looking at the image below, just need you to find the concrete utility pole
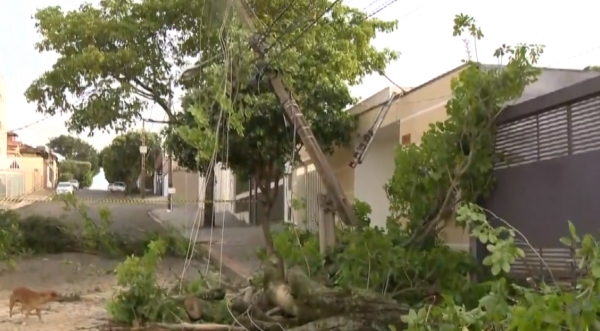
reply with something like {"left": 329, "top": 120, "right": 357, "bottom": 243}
{"left": 231, "top": 0, "right": 360, "bottom": 230}
{"left": 140, "top": 121, "right": 147, "bottom": 199}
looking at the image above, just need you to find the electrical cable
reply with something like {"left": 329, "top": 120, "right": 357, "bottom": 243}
{"left": 179, "top": 0, "right": 232, "bottom": 285}
{"left": 260, "top": 0, "right": 299, "bottom": 40}
{"left": 366, "top": 0, "right": 398, "bottom": 18}
{"left": 360, "top": 0, "right": 386, "bottom": 12}
{"left": 201, "top": 0, "right": 234, "bottom": 283}
{"left": 9, "top": 117, "right": 52, "bottom": 131}
{"left": 381, "top": 73, "right": 407, "bottom": 94}
{"left": 270, "top": 0, "right": 344, "bottom": 58}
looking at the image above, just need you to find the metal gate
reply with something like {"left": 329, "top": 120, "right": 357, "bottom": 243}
{"left": 284, "top": 164, "right": 325, "bottom": 233}
{"left": 481, "top": 76, "right": 600, "bottom": 278}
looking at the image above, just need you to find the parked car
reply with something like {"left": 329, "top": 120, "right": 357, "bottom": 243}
{"left": 56, "top": 182, "right": 75, "bottom": 195}
{"left": 69, "top": 179, "right": 80, "bottom": 190}
{"left": 109, "top": 182, "right": 127, "bottom": 192}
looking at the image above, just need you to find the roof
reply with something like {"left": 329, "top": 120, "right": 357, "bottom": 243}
{"left": 352, "top": 63, "right": 600, "bottom": 117}
{"left": 54, "top": 152, "right": 65, "bottom": 162}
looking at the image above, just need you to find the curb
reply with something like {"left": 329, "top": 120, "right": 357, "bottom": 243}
{"left": 147, "top": 211, "right": 249, "bottom": 283}
{"left": 0, "top": 200, "right": 38, "bottom": 210}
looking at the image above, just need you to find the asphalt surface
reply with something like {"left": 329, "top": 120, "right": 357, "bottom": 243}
{"left": 14, "top": 189, "right": 167, "bottom": 238}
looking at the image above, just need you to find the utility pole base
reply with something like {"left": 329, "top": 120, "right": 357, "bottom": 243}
{"left": 167, "top": 187, "right": 175, "bottom": 212}
{"left": 318, "top": 194, "right": 336, "bottom": 255}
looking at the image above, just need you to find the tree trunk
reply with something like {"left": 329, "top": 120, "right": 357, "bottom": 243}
{"left": 231, "top": 266, "right": 408, "bottom": 331}
{"left": 202, "top": 170, "right": 216, "bottom": 228}
{"left": 261, "top": 199, "right": 275, "bottom": 254}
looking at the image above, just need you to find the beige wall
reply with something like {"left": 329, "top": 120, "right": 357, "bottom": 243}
{"left": 172, "top": 170, "right": 200, "bottom": 202}
{"left": 172, "top": 165, "right": 235, "bottom": 213}
{"left": 14, "top": 154, "right": 44, "bottom": 194}
{"left": 294, "top": 67, "right": 471, "bottom": 249}
{"left": 0, "top": 74, "right": 6, "bottom": 170}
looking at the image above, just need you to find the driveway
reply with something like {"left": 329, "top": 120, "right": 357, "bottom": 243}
{"left": 14, "top": 189, "right": 166, "bottom": 239}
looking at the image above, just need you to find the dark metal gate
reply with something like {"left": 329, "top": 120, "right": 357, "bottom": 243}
{"left": 481, "top": 75, "right": 600, "bottom": 278}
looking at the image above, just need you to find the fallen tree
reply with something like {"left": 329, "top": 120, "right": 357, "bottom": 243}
{"left": 137, "top": 255, "right": 409, "bottom": 331}
{"left": 230, "top": 265, "right": 408, "bottom": 331}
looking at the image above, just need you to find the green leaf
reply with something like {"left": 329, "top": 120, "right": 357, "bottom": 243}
{"left": 482, "top": 255, "right": 493, "bottom": 266}
{"left": 501, "top": 261, "right": 511, "bottom": 273}
{"left": 479, "top": 232, "right": 488, "bottom": 243}
{"left": 568, "top": 221, "right": 580, "bottom": 242}
{"left": 491, "top": 264, "right": 501, "bottom": 276}
{"left": 559, "top": 236, "right": 572, "bottom": 247}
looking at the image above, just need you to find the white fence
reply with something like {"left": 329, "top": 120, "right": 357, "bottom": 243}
{"left": 0, "top": 170, "right": 27, "bottom": 198}
{"left": 287, "top": 164, "right": 325, "bottom": 233}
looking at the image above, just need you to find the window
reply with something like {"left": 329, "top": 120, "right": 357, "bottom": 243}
{"left": 401, "top": 134, "right": 411, "bottom": 145}
{"left": 9, "top": 159, "right": 19, "bottom": 169}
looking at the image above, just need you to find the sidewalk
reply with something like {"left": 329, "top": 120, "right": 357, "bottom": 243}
{"left": 0, "top": 189, "right": 54, "bottom": 210}
{"left": 148, "top": 207, "right": 264, "bottom": 279}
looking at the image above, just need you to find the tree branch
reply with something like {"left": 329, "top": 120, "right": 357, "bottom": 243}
{"left": 131, "top": 77, "right": 175, "bottom": 119}
{"left": 143, "top": 117, "right": 181, "bottom": 125}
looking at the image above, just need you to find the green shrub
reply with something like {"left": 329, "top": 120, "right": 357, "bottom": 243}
{"left": 58, "top": 172, "right": 74, "bottom": 181}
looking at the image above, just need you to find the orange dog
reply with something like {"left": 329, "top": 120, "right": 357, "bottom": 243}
{"left": 9, "top": 287, "right": 60, "bottom": 322}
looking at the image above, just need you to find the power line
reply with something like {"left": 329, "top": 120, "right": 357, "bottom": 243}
{"left": 361, "top": 0, "right": 386, "bottom": 12}
{"left": 8, "top": 117, "right": 51, "bottom": 132}
{"left": 381, "top": 73, "right": 407, "bottom": 94}
{"left": 270, "top": 0, "right": 344, "bottom": 58}
{"left": 366, "top": 0, "right": 399, "bottom": 18}
{"left": 261, "top": 0, "right": 299, "bottom": 39}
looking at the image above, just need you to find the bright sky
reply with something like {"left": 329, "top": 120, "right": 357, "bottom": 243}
{"left": 0, "top": 0, "right": 598, "bottom": 150}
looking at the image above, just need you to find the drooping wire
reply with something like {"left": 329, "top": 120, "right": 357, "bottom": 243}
{"left": 260, "top": 0, "right": 299, "bottom": 40}
{"left": 269, "top": 0, "right": 344, "bottom": 57}
{"left": 180, "top": 0, "right": 234, "bottom": 286}
{"left": 180, "top": 0, "right": 211, "bottom": 284}
{"left": 201, "top": 0, "right": 235, "bottom": 282}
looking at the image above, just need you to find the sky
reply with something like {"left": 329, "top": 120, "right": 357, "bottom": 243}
{"left": 0, "top": 0, "right": 598, "bottom": 150}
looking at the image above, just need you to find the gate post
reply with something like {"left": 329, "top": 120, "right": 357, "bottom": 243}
{"left": 318, "top": 193, "right": 336, "bottom": 255}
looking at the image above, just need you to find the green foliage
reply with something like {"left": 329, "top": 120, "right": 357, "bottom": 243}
{"left": 0, "top": 193, "right": 190, "bottom": 270}
{"left": 175, "top": 0, "right": 397, "bottom": 252}
{"left": 25, "top": 0, "right": 215, "bottom": 132}
{"left": 402, "top": 203, "right": 600, "bottom": 331}
{"left": 102, "top": 131, "right": 161, "bottom": 190}
{"left": 584, "top": 65, "right": 600, "bottom": 71}
{"left": 59, "top": 160, "right": 93, "bottom": 187}
{"left": 271, "top": 224, "right": 322, "bottom": 276}
{"left": 385, "top": 14, "right": 544, "bottom": 247}
{"left": 353, "top": 199, "right": 372, "bottom": 227}
{"left": 58, "top": 172, "right": 74, "bottom": 182}
{"left": 107, "top": 237, "right": 231, "bottom": 326}
{"left": 0, "top": 210, "right": 24, "bottom": 269}
{"left": 273, "top": 200, "right": 484, "bottom": 307}
{"left": 49, "top": 135, "right": 100, "bottom": 174}
{"left": 108, "top": 239, "right": 176, "bottom": 324}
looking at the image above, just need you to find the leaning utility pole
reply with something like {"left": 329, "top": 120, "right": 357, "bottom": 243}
{"left": 232, "top": 0, "right": 360, "bottom": 230}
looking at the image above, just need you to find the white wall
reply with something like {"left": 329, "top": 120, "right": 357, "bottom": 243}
{"left": 162, "top": 174, "right": 169, "bottom": 197}
{"left": 192, "top": 163, "right": 236, "bottom": 212}
{"left": 0, "top": 73, "right": 7, "bottom": 169}
{"left": 353, "top": 136, "right": 396, "bottom": 228}
{"left": 213, "top": 163, "right": 235, "bottom": 212}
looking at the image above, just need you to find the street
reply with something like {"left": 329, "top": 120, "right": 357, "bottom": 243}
{"left": 14, "top": 189, "right": 167, "bottom": 238}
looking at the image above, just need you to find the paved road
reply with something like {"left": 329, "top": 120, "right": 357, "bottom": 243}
{"left": 15, "top": 189, "right": 167, "bottom": 239}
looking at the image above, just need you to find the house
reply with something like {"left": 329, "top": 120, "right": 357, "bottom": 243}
{"left": 153, "top": 152, "right": 235, "bottom": 212}
{"left": 279, "top": 64, "right": 600, "bottom": 248}
{"left": 2, "top": 132, "right": 58, "bottom": 195}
